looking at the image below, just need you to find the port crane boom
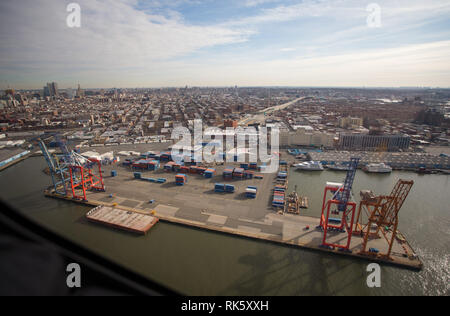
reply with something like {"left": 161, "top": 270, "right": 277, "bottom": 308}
{"left": 356, "top": 179, "right": 414, "bottom": 259}
{"left": 319, "top": 157, "right": 360, "bottom": 251}
{"left": 35, "top": 134, "right": 105, "bottom": 201}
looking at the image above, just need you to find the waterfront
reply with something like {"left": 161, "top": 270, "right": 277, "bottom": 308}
{"left": 0, "top": 156, "right": 448, "bottom": 296}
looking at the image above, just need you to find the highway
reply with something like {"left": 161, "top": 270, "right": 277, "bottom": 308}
{"left": 238, "top": 97, "right": 304, "bottom": 126}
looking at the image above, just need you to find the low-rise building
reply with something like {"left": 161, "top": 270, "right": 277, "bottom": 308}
{"left": 339, "top": 117, "right": 363, "bottom": 129}
{"left": 280, "top": 128, "right": 335, "bottom": 148}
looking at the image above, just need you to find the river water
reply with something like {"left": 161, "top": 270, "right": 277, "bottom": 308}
{"left": 0, "top": 156, "right": 448, "bottom": 296}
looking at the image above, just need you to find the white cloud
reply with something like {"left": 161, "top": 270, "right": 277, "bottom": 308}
{"left": 0, "top": 0, "right": 251, "bottom": 81}
{"left": 244, "top": 0, "right": 281, "bottom": 8}
{"left": 226, "top": 0, "right": 450, "bottom": 26}
{"left": 1, "top": 0, "right": 450, "bottom": 88}
{"left": 280, "top": 48, "right": 296, "bottom": 52}
{"left": 151, "top": 40, "right": 450, "bottom": 87}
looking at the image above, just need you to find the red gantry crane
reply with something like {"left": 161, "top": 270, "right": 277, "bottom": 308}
{"left": 37, "top": 134, "right": 105, "bottom": 202}
{"left": 354, "top": 179, "right": 414, "bottom": 259}
{"left": 318, "top": 158, "right": 360, "bottom": 251}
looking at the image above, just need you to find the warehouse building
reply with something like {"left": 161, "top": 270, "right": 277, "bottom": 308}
{"left": 339, "top": 134, "right": 411, "bottom": 151}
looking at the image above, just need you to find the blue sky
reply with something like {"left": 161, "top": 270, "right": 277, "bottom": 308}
{"left": 1, "top": 0, "right": 450, "bottom": 89}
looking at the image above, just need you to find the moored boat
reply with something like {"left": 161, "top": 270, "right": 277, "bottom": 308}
{"left": 327, "top": 163, "right": 351, "bottom": 171}
{"left": 294, "top": 161, "right": 324, "bottom": 171}
{"left": 363, "top": 163, "right": 392, "bottom": 174}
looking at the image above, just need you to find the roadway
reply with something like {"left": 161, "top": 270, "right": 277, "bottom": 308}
{"left": 238, "top": 97, "right": 305, "bottom": 126}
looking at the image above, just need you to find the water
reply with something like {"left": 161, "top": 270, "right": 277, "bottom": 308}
{"left": 0, "top": 157, "right": 448, "bottom": 296}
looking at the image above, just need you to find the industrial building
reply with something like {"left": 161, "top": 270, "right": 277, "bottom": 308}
{"left": 339, "top": 134, "right": 411, "bottom": 151}
{"left": 339, "top": 117, "right": 363, "bottom": 129}
{"left": 280, "top": 128, "right": 335, "bottom": 148}
{"left": 308, "top": 151, "right": 450, "bottom": 170}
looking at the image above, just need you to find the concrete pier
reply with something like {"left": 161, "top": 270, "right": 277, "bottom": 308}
{"left": 45, "top": 162, "right": 423, "bottom": 271}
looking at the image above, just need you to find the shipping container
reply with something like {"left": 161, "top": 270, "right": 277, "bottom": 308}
{"left": 244, "top": 170, "right": 254, "bottom": 179}
{"left": 175, "top": 174, "right": 187, "bottom": 186}
{"left": 233, "top": 168, "right": 245, "bottom": 179}
{"left": 246, "top": 186, "right": 258, "bottom": 198}
{"left": 225, "top": 184, "right": 235, "bottom": 193}
{"left": 240, "top": 164, "right": 249, "bottom": 170}
{"left": 204, "top": 168, "right": 216, "bottom": 179}
{"left": 223, "top": 168, "right": 234, "bottom": 180}
{"left": 215, "top": 183, "right": 225, "bottom": 192}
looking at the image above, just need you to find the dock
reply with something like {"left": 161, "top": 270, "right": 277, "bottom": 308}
{"left": 86, "top": 205, "right": 159, "bottom": 234}
{"left": 44, "top": 160, "right": 423, "bottom": 271}
{"left": 0, "top": 150, "right": 32, "bottom": 172}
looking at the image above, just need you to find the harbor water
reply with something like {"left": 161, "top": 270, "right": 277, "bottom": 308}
{"left": 0, "top": 156, "right": 448, "bottom": 296}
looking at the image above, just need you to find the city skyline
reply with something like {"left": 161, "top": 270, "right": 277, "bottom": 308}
{"left": 1, "top": 0, "right": 450, "bottom": 89}
{"left": 4, "top": 85, "right": 450, "bottom": 93}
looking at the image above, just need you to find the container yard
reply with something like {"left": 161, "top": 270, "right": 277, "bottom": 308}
{"left": 38, "top": 138, "right": 423, "bottom": 271}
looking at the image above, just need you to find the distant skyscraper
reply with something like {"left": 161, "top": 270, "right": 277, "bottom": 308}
{"left": 52, "top": 82, "right": 58, "bottom": 96}
{"left": 66, "top": 88, "right": 74, "bottom": 99}
{"left": 76, "top": 84, "right": 84, "bottom": 98}
{"left": 43, "top": 86, "right": 50, "bottom": 97}
{"left": 44, "top": 82, "right": 59, "bottom": 97}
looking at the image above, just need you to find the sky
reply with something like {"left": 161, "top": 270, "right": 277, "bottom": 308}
{"left": 0, "top": 0, "right": 450, "bottom": 89}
